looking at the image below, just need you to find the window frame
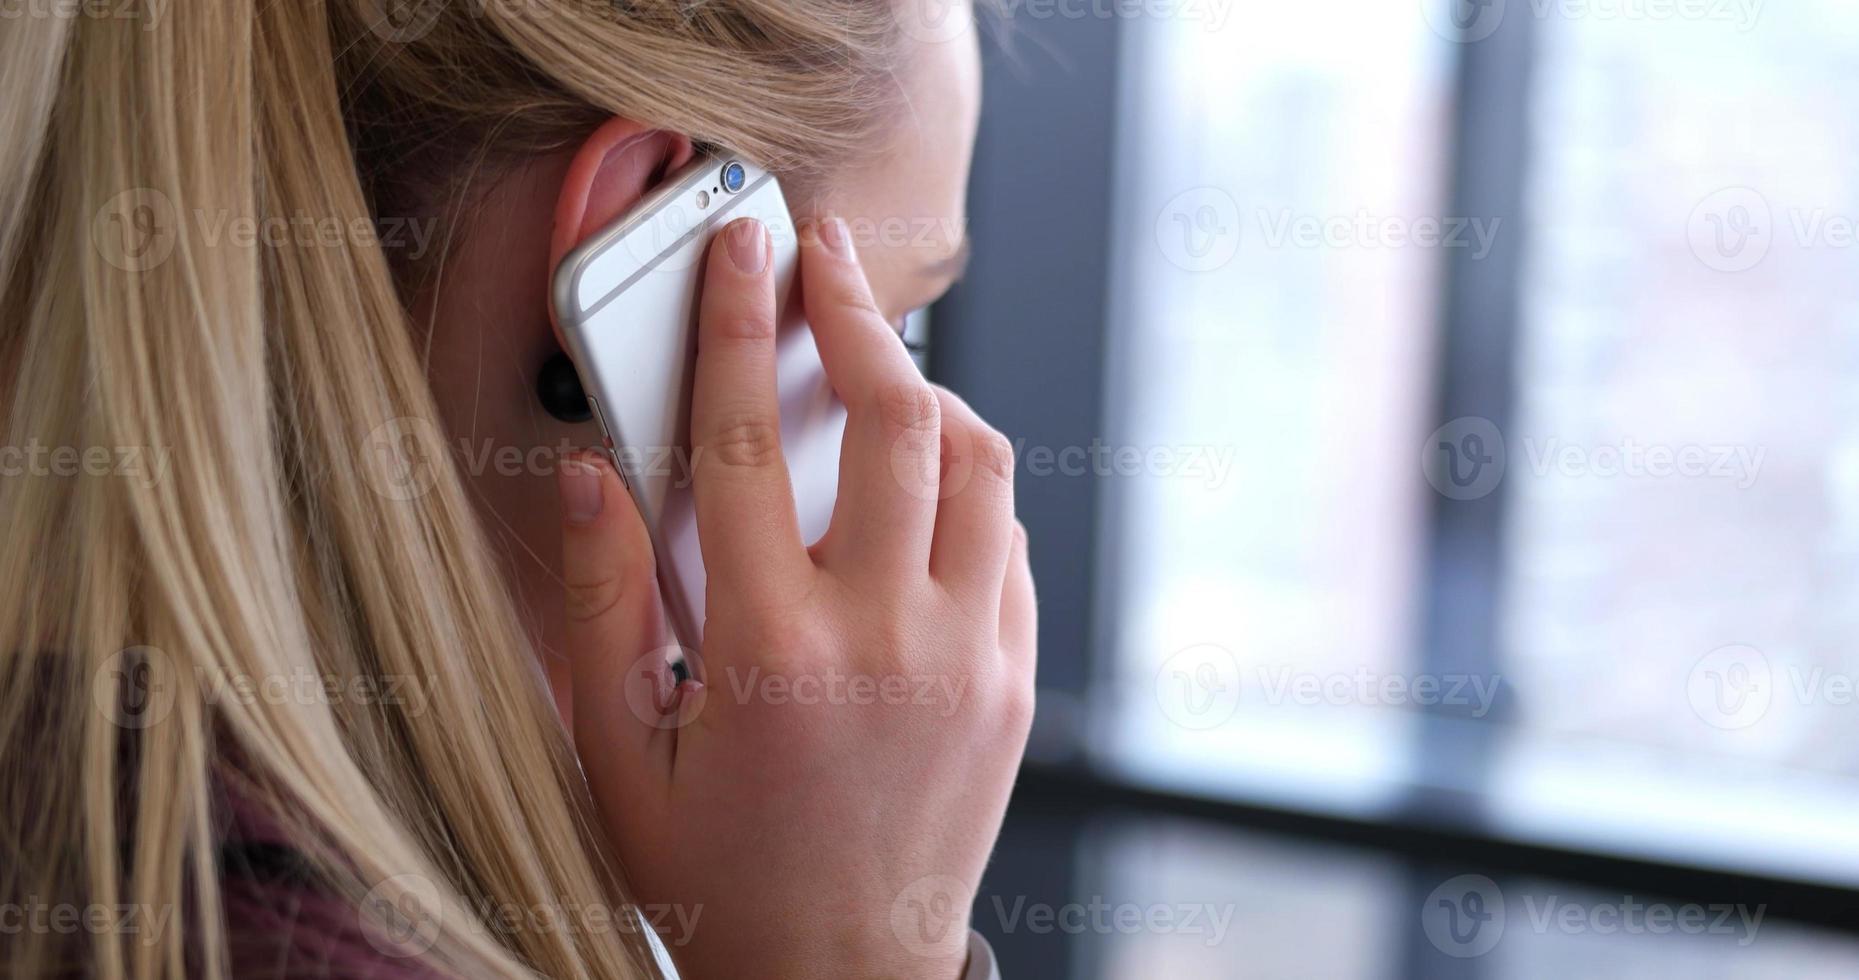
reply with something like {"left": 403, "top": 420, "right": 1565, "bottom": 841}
{"left": 929, "top": 8, "right": 1859, "bottom": 976}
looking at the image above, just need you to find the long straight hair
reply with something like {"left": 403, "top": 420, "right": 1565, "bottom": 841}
{"left": 0, "top": 0, "right": 905, "bottom": 976}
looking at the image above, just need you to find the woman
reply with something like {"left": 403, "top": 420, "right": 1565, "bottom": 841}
{"left": 0, "top": 0, "right": 1034, "bottom": 975}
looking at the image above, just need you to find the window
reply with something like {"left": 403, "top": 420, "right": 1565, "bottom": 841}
{"left": 1092, "top": 0, "right": 1859, "bottom": 885}
{"left": 1492, "top": 0, "right": 1859, "bottom": 884}
{"left": 936, "top": 1, "right": 1859, "bottom": 973}
{"left": 1096, "top": 1, "right": 1454, "bottom": 813}
{"left": 1096, "top": 0, "right": 1455, "bottom": 816}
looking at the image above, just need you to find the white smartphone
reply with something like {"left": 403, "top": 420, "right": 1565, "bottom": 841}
{"left": 551, "top": 153, "right": 846, "bottom": 650}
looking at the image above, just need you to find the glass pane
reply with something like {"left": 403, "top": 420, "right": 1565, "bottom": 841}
{"left": 1482, "top": 878, "right": 1859, "bottom": 980}
{"left": 1494, "top": 0, "right": 1859, "bottom": 881}
{"left": 1088, "top": 819, "right": 1405, "bottom": 979}
{"left": 1083, "top": 819, "right": 1859, "bottom": 979}
{"left": 1095, "top": 0, "right": 1456, "bottom": 813}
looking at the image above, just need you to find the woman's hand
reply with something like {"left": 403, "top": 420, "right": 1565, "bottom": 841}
{"left": 557, "top": 217, "right": 1036, "bottom": 980}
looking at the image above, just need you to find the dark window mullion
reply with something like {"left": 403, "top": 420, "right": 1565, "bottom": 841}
{"left": 929, "top": 15, "right": 1126, "bottom": 751}
{"left": 1409, "top": 0, "right": 1540, "bottom": 827}
{"left": 1403, "top": 10, "right": 1541, "bottom": 980}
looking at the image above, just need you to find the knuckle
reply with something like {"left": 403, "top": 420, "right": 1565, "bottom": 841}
{"left": 827, "top": 281, "right": 886, "bottom": 320}
{"left": 995, "top": 666, "right": 1037, "bottom": 739}
{"left": 713, "top": 310, "right": 775, "bottom": 342}
{"left": 562, "top": 573, "right": 626, "bottom": 624}
{"left": 874, "top": 382, "right": 941, "bottom": 443}
{"left": 970, "top": 428, "right": 1016, "bottom": 484}
{"left": 876, "top": 620, "right": 926, "bottom": 671}
{"left": 704, "top": 414, "right": 782, "bottom": 470}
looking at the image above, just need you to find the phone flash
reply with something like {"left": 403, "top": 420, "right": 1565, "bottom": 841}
{"left": 695, "top": 190, "right": 711, "bottom": 209}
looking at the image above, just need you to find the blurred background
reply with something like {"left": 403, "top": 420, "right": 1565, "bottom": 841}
{"left": 924, "top": 0, "right": 1859, "bottom": 975}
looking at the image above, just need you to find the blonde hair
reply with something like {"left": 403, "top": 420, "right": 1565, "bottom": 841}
{"left": 0, "top": 1, "right": 906, "bottom": 977}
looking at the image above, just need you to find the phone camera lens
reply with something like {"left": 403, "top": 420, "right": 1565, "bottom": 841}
{"left": 721, "top": 161, "right": 747, "bottom": 194}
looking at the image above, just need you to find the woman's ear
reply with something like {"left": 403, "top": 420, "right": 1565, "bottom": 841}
{"left": 548, "top": 119, "right": 695, "bottom": 339}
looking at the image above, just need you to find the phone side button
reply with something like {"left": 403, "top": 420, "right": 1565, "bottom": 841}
{"left": 584, "top": 396, "right": 629, "bottom": 489}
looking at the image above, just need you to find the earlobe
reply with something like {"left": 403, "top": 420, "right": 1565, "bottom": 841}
{"left": 547, "top": 119, "right": 695, "bottom": 338}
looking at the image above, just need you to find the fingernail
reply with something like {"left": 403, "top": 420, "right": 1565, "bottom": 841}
{"left": 560, "top": 455, "right": 604, "bottom": 525}
{"left": 726, "top": 220, "right": 768, "bottom": 274}
{"left": 821, "top": 216, "right": 853, "bottom": 258}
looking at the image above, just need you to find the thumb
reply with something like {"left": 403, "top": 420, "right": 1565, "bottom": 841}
{"left": 557, "top": 451, "right": 683, "bottom": 782}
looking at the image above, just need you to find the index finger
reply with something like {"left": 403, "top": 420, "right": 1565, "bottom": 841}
{"left": 690, "top": 218, "right": 812, "bottom": 605}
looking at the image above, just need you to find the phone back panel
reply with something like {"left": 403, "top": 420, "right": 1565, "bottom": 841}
{"left": 553, "top": 157, "right": 845, "bottom": 648}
